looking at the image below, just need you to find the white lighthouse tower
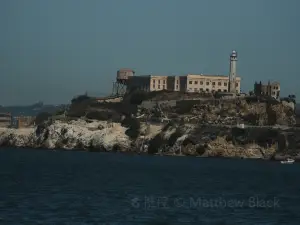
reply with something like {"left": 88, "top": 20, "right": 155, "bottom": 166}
{"left": 229, "top": 50, "right": 238, "bottom": 94}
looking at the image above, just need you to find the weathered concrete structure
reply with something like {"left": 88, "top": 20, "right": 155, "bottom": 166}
{"left": 254, "top": 81, "right": 280, "bottom": 99}
{"left": 0, "top": 113, "right": 12, "bottom": 127}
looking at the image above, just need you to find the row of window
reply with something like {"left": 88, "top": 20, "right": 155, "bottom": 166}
{"left": 152, "top": 80, "right": 166, "bottom": 84}
{"left": 191, "top": 88, "right": 240, "bottom": 93}
{"left": 188, "top": 80, "right": 240, "bottom": 87}
{"left": 188, "top": 80, "right": 228, "bottom": 86}
{"left": 152, "top": 79, "right": 180, "bottom": 84}
{"left": 152, "top": 84, "right": 180, "bottom": 89}
{"left": 192, "top": 88, "right": 228, "bottom": 92}
{"left": 152, "top": 84, "right": 166, "bottom": 89}
{"left": 262, "top": 91, "right": 278, "bottom": 96}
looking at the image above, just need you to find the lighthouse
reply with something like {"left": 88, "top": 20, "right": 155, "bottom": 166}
{"left": 229, "top": 50, "right": 237, "bottom": 93}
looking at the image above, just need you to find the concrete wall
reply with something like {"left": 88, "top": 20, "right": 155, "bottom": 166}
{"left": 14, "top": 116, "right": 35, "bottom": 128}
{"left": 179, "top": 76, "right": 187, "bottom": 92}
{"left": 166, "top": 76, "right": 175, "bottom": 92}
{"left": 139, "top": 100, "right": 177, "bottom": 109}
{"left": 0, "top": 113, "right": 12, "bottom": 127}
{"left": 127, "top": 76, "right": 151, "bottom": 92}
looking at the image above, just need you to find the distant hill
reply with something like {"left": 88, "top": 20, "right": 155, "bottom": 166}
{"left": 0, "top": 102, "right": 67, "bottom": 117}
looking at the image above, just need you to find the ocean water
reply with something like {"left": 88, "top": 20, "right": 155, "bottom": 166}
{"left": 0, "top": 148, "right": 299, "bottom": 224}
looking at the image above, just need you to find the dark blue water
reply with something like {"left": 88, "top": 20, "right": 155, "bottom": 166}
{"left": 0, "top": 148, "right": 300, "bottom": 224}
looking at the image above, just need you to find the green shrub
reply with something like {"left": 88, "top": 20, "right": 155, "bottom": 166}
{"left": 122, "top": 117, "right": 141, "bottom": 139}
{"left": 168, "top": 129, "right": 182, "bottom": 146}
{"left": 148, "top": 134, "right": 165, "bottom": 154}
{"left": 71, "top": 95, "right": 91, "bottom": 104}
{"left": 129, "top": 91, "right": 147, "bottom": 105}
{"left": 35, "top": 112, "right": 51, "bottom": 125}
{"left": 86, "top": 111, "right": 111, "bottom": 121}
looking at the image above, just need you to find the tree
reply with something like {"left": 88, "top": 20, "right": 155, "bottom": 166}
{"left": 71, "top": 95, "right": 91, "bottom": 104}
{"left": 35, "top": 112, "right": 51, "bottom": 125}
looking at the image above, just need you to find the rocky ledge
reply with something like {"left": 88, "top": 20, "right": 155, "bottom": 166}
{"left": 1, "top": 119, "right": 299, "bottom": 160}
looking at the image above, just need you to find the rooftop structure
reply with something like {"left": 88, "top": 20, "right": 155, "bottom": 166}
{"left": 112, "top": 69, "right": 135, "bottom": 96}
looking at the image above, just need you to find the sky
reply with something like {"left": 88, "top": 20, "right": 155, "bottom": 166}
{"left": 0, "top": 0, "right": 299, "bottom": 106}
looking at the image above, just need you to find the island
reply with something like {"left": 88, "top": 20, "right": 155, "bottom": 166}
{"left": 0, "top": 90, "right": 299, "bottom": 161}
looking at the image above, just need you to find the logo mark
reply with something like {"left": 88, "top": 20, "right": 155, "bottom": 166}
{"left": 131, "top": 197, "right": 140, "bottom": 208}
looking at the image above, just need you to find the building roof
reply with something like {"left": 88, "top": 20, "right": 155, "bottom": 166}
{"left": 193, "top": 74, "right": 228, "bottom": 77}
{"left": 135, "top": 74, "right": 241, "bottom": 79}
{"left": 256, "top": 81, "right": 280, "bottom": 86}
{"left": 187, "top": 74, "right": 241, "bottom": 80}
{"left": 118, "top": 68, "right": 134, "bottom": 72}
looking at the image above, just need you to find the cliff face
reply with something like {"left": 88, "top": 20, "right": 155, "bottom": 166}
{"left": 0, "top": 120, "right": 130, "bottom": 151}
{"left": 136, "top": 123, "right": 276, "bottom": 158}
{"left": 1, "top": 119, "right": 299, "bottom": 160}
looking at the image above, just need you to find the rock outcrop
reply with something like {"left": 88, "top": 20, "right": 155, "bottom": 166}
{"left": 0, "top": 120, "right": 130, "bottom": 151}
{"left": 137, "top": 99, "right": 296, "bottom": 126}
{"left": 1, "top": 119, "right": 299, "bottom": 160}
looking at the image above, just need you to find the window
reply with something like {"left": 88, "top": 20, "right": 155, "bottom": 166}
{"left": 200, "top": 81, "right": 203, "bottom": 85}
{"left": 212, "top": 82, "right": 215, "bottom": 85}
{"left": 224, "top": 89, "right": 227, "bottom": 92}
{"left": 200, "top": 88, "right": 203, "bottom": 91}
{"left": 206, "top": 88, "right": 209, "bottom": 92}
{"left": 218, "top": 82, "right": 221, "bottom": 86}
{"left": 272, "top": 92, "right": 275, "bottom": 95}
{"left": 176, "top": 80, "right": 179, "bottom": 84}
{"left": 194, "top": 81, "right": 198, "bottom": 84}
{"left": 218, "top": 89, "right": 221, "bottom": 92}
{"left": 176, "top": 85, "right": 179, "bottom": 89}
{"left": 158, "top": 80, "right": 161, "bottom": 84}
{"left": 163, "top": 85, "right": 165, "bottom": 89}
{"left": 163, "top": 80, "right": 166, "bottom": 84}
{"left": 189, "top": 81, "right": 192, "bottom": 84}
{"left": 158, "top": 85, "right": 160, "bottom": 89}
{"left": 153, "top": 80, "right": 155, "bottom": 83}
{"left": 224, "top": 82, "right": 227, "bottom": 86}
{"left": 235, "top": 83, "right": 238, "bottom": 87}
{"left": 153, "top": 84, "right": 155, "bottom": 89}
{"left": 206, "top": 82, "right": 209, "bottom": 85}
{"left": 194, "top": 88, "right": 198, "bottom": 91}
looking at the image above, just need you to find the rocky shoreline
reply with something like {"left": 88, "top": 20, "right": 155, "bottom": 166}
{"left": 1, "top": 118, "right": 299, "bottom": 161}
{"left": 1, "top": 92, "right": 299, "bottom": 160}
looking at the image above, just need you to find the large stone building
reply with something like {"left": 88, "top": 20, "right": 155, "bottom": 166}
{"left": 254, "top": 81, "right": 280, "bottom": 99}
{"left": 185, "top": 74, "right": 241, "bottom": 93}
{"left": 127, "top": 73, "right": 241, "bottom": 94}
{"left": 126, "top": 50, "right": 241, "bottom": 94}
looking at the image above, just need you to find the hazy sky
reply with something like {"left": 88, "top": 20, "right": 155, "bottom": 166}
{"left": 0, "top": 0, "right": 299, "bottom": 105}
